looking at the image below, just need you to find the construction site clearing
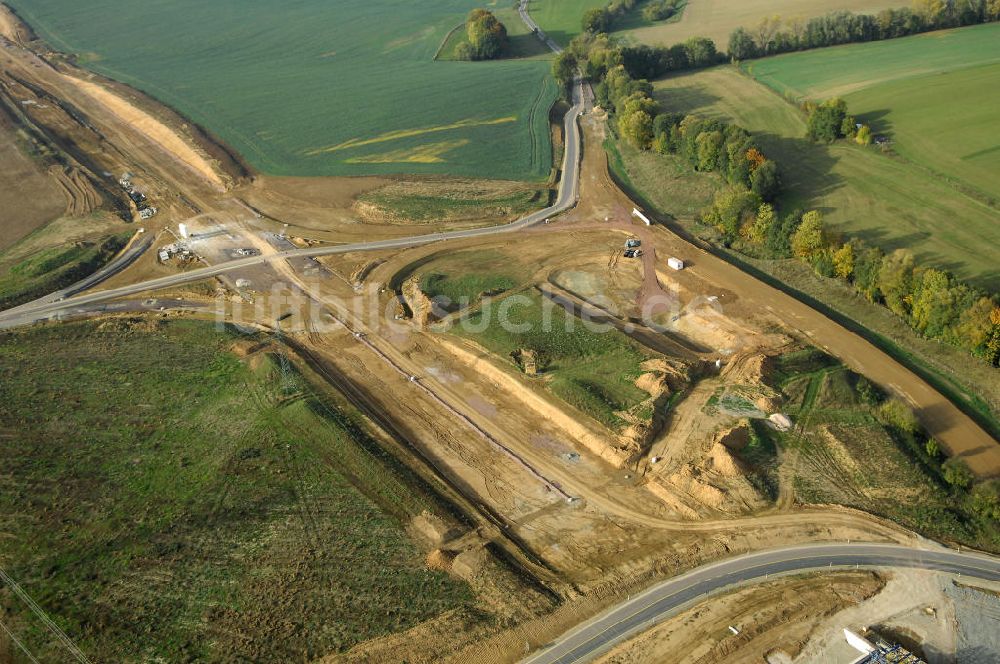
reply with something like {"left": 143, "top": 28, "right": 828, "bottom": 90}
{"left": 0, "top": 4, "right": 998, "bottom": 663}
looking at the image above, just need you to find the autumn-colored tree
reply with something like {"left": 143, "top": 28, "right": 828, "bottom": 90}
{"left": 753, "top": 15, "right": 782, "bottom": 52}
{"left": 618, "top": 92, "right": 657, "bottom": 149}
{"left": 742, "top": 202, "right": 775, "bottom": 245}
{"left": 745, "top": 147, "right": 766, "bottom": 170}
{"left": 652, "top": 130, "right": 670, "bottom": 154}
{"left": 791, "top": 210, "right": 826, "bottom": 259}
{"left": 702, "top": 186, "right": 760, "bottom": 240}
{"left": 832, "top": 242, "right": 855, "bottom": 280}
{"left": 914, "top": 0, "right": 949, "bottom": 23}
{"left": 910, "top": 268, "right": 957, "bottom": 338}
{"left": 987, "top": 326, "right": 1000, "bottom": 366}
{"left": 855, "top": 125, "right": 872, "bottom": 145}
{"left": 695, "top": 130, "right": 724, "bottom": 170}
{"left": 878, "top": 249, "right": 915, "bottom": 318}
{"left": 954, "top": 297, "right": 996, "bottom": 355}
{"left": 464, "top": 9, "right": 507, "bottom": 60}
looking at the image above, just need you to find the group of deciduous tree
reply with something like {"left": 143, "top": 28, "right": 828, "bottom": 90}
{"left": 576, "top": 0, "right": 1000, "bottom": 65}
{"left": 652, "top": 114, "right": 781, "bottom": 202}
{"left": 804, "top": 98, "right": 873, "bottom": 144}
{"left": 729, "top": 0, "right": 1000, "bottom": 59}
{"left": 555, "top": 13, "right": 1000, "bottom": 368}
{"left": 582, "top": 0, "right": 638, "bottom": 34}
{"left": 641, "top": 0, "right": 684, "bottom": 22}
{"left": 551, "top": 32, "right": 720, "bottom": 97}
{"left": 456, "top": 8, "right": 507, "bottom": 61}
{"left": 790, "top": 220, "right": 1000, "bottom": 365}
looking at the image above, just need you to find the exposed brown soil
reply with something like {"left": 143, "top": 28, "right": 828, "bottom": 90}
{"left": 0, "top": 3, "right": 33, "bottom": 45}
{"left": 61, "top": 75, "right": 225, "bottom": 190}
{"left": 0, "top": 118, "right": 64, "bottom": 251}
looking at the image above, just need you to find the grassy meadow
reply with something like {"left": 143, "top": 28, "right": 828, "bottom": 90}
{"left": 527, "top": 0, "right": 607, "bottom": 45}
{"left": 0, "top": 320, "right": 471, "bottom": 661}
{"left": 744, "top": 23, "right": 1000, "bottom": 202}
{"left": 649, "top": 65, "right": 1000, "bottom": 291}
{"left": 7, "top": 0, "right": 557, "bottom": 179}
{"left": 766, "top": 348, "right": 1000, "bottom": 553}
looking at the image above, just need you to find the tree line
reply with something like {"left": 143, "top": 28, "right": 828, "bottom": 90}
{"left": 552, "top": 32, "right": 721, "bottom": 97}
{"left": 700, "top": 101, "right": 999, "bottom": 366}
{"left": 576, "top": 1, "right": 1000, "bottom": 68}
{"left": 553, "top": 32, "right": 1000, "bottom": 366}
{"left": 456, "top": 8, "right": 507, "bottom": 61}
{"left": 729, "top": 0, "right": 1000, "bottom": 60}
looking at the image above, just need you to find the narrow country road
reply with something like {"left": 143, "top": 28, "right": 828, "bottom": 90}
{"left": 522, "top": 542, "right": 1000, "bottom": 664}
{"left": 518, "top": 0, "right": 563, "bottom": 53}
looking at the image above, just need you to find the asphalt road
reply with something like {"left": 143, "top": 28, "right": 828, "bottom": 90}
{"left": 518, "top": 0, "right": 563, "bottom": 53}
{"left": 0, "top": 231, "right": 152, "bottom": 321}
{"left": 522, "top": 542, "right": 1000, "bottom": 664}
{"left": 0, "top": 77, "right": 584, "bottom": 329}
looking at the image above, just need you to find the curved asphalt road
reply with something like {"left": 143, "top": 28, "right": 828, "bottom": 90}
{"left": 522, "top": 542, "right": 1000, "bottom": 664}
{"left": 0, "top": 78, "right": 584, "bottom": 329}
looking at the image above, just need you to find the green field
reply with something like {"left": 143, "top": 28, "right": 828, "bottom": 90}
{"left": 527, "top": 0, "right": 606, "bottom": 45}
{"left": 422, "top": 272, "right": 518, "bottom": 309}
{"left": 648, "top": 65, "right": 1000, "bottom": 291}
{"left": 744, "top": 23, "right": 1000, "bottom": 203}
{"left": 0, "top": 320, "right": 471, "bottom": 661}
{"left": 767, "top": 348, "right": 1000, "bottom": 552}
{"left": 7, "top": 0, "right": 557, "bottom": 179}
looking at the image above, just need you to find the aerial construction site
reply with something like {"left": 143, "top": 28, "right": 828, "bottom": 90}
{"left": 0, "top": 1, "right": 998, "bottom": 663}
